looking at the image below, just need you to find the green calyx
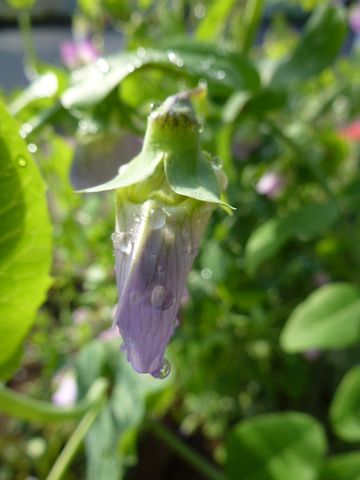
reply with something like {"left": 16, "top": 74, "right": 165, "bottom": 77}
{"left": 80, "top": 90, "right": 228, "bottom": 207}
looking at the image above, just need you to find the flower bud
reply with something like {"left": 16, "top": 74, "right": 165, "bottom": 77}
{"left": 113, "top": 195, "right": 214, "bottom": 378}
{"left": 82, "top": 90, "right": 228, "bottom": 377}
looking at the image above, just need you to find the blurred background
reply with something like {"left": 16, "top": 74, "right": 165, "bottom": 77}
{"left": 1, "top": 1, "right": 360, "bottom": 479}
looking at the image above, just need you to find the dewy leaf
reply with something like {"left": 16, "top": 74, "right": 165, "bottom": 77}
{"left": 0, "top": 100, "right": 52, "bottom": 372}
{"left": 280, "top": 284, "right": 360, "bottom": 352}
{"left": 226, "top": 412, "right": 326, "bottom": 480}
{"left": 319, "top": 452, "right": 360, "bottom": 480}
{"left": 330, "top": 365, "right": 360, "bottom": 442}
{"left": 245, "top": 201, "right": 338, "bottom": 274}
{"left": 61, "top": 45, "right": 260, "bottom": 109}
{"left": 271, "top": 3, "right": 347, "bottom": 87}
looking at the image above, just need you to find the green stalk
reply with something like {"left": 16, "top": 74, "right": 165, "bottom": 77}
{"left": 0, "top": 378, "right": 108, "bottom": 423}
{"left": 18, "top": 10, "right": 38, "bottom": 79}
{"left": 147, "top": 420, "right": 224, "bottom": 480}
{"left": 46, "top": 397, "right": 105, "bottom": 480}
{"left": 239, "top": 0, "right": 264, "bottom": 54}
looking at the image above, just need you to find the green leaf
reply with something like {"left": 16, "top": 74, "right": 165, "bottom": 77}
{"left": 319, "top": 452, "right": 360, "bottom": 480}
{"left": 61, "top": 46, "right": 260, "bottom": 109}
{"left": 226, "top": 412, "right": 326, "bottom": 480}
{"left": 280, "top": 284, "right": 360, "bottom": 352}
{"left": 271, "top": 4, "right": 347, "bottom": 87}
{"left": 0, "top": 100, "right": 52, "bottom": 372}
{"left": 330, "top": 365, "right": 360, "bottom": 442}
{"left": 79, "top": 151, "right": 164, "bottom": 193}
{"left": 165, "top": 151, "right": 222, "bottom": 204}
{"left": 71, "top": 130, "right": 141, "bottom": 191}
{"left": 245, "top": 201, "right": 338, "bottom": 274}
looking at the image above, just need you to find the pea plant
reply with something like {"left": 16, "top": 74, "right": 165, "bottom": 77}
{"left": 1, "top": 1, "right": 360, "bottom": 479}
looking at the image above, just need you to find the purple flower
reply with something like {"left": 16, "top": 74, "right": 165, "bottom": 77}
{"left": 256, "top": 172, "right": 285, "bottom": 199}
{"left": 113, "top": 198, "right": 214, "bottom": 378}
{"left": 350, "top": 4, "right": 360, "bottom": 34}
{"left": 60, "top": 39, "right": 99, "bottom": 69}
{"left": 52, "top": 371, "right": 78, "bottom": 407}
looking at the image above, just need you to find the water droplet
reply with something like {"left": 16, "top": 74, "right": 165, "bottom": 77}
{"left": 149, "top": 208, "right": 166, "bottom": 229}
{"left": 27, "top": 143, "right": 37, "bottom": 153}
{"left": 158, "top": 358, "right": 171, "bottom": 379}
{"left": 201, "top": 59, "right": 211, "bottom": 70}
{"left": 111, "top": 232, "right": 132, "bottom": 255}
{"left": 214, "top": 70, "right": 226, "bottom": 80}
{"left": 17, "top": 157, "right": 27, "bottom": 167}
{"left": 96, "top": 58, "right": 110, "bottom": 74}
{"left": 137, "top": 47, "right": 146, "bottom": 58}
{"left": 126, "top": 64, "right": 135, "bottom": 74}
{"left": 211, "top": 155, "right": 223, "bottom": 169}
{"left": 185, "top": 244, "right": 199, "bottom": 257}
{"left": 20, "top": 123, "right": 32, "bottom": 138}
{"left": 133, "top": 214, "right": 141, "bottom": 223}
{"left": 129, "top": 291, "right": 141, "bottom": 305}
{"left": 167, "top": 51, "right": 177, "bottom": 64}
{"left": 151, "top": 285, "right": 174, "bottom": 310}
{"left": 194, "top": 3, "right": 206, "bottom": 18}
{"left": 201, "top": 268, "right": 212, "bottom": 280}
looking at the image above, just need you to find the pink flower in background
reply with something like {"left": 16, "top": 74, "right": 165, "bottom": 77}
{"left": 313, "top": 272, "right": 330, "bottom": 287}
{"left": 98, "top": 326, "right": 120, "bottom": 342}
{"left": 256, "top": 172, "right": 285, "bottom": 198}
{"left": 350, "top": 3, "right": 360, "bottom": 34}
{"left": 303, "top": 350, "right": 321, "bottom": 362}
{"left": 339, "top": 120, "right": 360, "bottom": 142}
{"left": 52, "top": 371, "right": 78, "bottom": 407}
{"left": 60, "top": 39, "right": 100, "bottom": 69}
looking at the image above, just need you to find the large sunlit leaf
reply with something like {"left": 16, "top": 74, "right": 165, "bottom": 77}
{"left": 319, "top": 452, "right": 360, "bottom": 480}
{"left": 226, "top": 412, "right": 326, "bottom": 480}
{"left": 271, "top": 4, "right": 347, "bottom": 87}
{"left": 61, "top": 45, "right": 260, "bottom": 109}
{"left": 280, "top": 284, "right": 360, "bottom": 352}
{"left": 0, "top": 100, "right": 52, "bottom": 374}
{"left": 245, "top": 201, "right": 338, "bottom": 274}
{"left": 330, "top": 365, "right": 360, "bottom": 442}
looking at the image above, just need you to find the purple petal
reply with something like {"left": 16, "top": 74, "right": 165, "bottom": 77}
{"left": 256, "top": 172, "right": 285, "bottom": 198}
{"left": 113, "top": 199, "right": 213, "bottom": 378}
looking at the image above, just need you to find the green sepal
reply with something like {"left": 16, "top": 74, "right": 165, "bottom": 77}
{"left": 165, "top": 151, "right": 222, "bottom": 205}
{"left": 77, "top": 151, "right": 164, "bottom": 193}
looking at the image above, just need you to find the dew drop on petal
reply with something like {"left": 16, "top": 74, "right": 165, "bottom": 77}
{"left": 158, "top": 358, "right": 171, "bottom": 379}
{"left": 133, "top": 214, "right": 141, "bottom": 223}
{"left": 151, "top": 285, "right": 174, "bottom": 310}
{"left": 149, "top": 208, "right": 166, "bottom": 229}
{"left": 129, "top": 291, "right": 141, "bottom": 305}
{"left": 111, "top": 232, "right": 132, "bottom": 255}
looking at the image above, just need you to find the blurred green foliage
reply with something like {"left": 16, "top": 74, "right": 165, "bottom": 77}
{"left": 1, "top": 0, "right": 360, "bottom": 479}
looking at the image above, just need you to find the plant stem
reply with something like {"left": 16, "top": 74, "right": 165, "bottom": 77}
{"left": 46, "top": 397, "right": 105, "bottom": 480}
{"left": 18, "top": 10, "right": 38, "bottom": 80}
{"left": 239, "top": 0, "right": 264, "bottom": 54}
{"left": 0, "top": 378, "right": 108, "bottom": 423}
{"left": 147, "top": 420, "right": 224, "bottom": 480}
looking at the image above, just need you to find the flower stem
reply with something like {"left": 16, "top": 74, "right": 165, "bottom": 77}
{"left": 46, "top": 397, "right": 105, "bottom": 480}
{"left": 147, "top": 419, "right": 224, "bottom": 480}
{"left": 18, "top": 10, "right": 38, "bottom": 80}
{"left": 0, "top": 377, "right": 108, "bottom": 423}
